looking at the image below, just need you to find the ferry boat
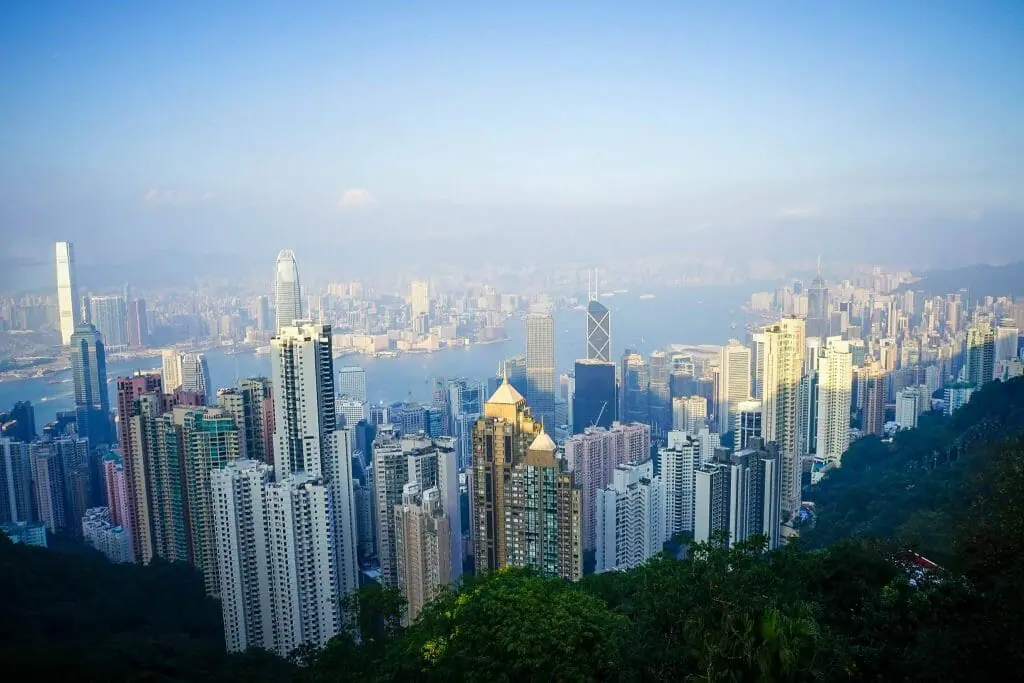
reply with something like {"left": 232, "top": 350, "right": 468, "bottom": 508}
{"left": 639, "top": 293, "right": 655, "bottom": 300}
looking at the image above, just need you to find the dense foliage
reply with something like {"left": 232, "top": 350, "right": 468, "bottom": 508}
{"left": 4, "top": 378, "right": 1024, "bottom": 681}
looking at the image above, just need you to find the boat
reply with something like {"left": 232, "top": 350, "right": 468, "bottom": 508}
{"left": 601, "top": 292, "right": 616, "bottom": 298}
{"left": 639, "top": 293, "right": 655, "bottom": 300}
{"left": 613, "top": 289, "right": 628, "bottom": 294}
{"left": 48, "top": 380, "right": 61, "bottom": 385}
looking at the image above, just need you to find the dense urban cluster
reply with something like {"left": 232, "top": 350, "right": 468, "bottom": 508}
{"left": 1, "top": 242, "right": 1023, "bottom": 676}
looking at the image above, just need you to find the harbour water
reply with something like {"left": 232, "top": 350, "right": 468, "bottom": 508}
{"left": 0, "top": 285, "right": 756, "bottom": 426}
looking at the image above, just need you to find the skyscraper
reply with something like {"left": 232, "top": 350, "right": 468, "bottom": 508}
{"left": 1, "top": 438, "right": 34, "bottom": 523}
{"left": 648, "top": 350, "right": 671, "bottom": 436}
{"left": 717, "top": 340, "right": 752, "bottom": 434}
{"left": 694, "top": 461, "right": 730, "bottom": 545}
{"left": 70, "top": 324, "right": 112, "bottom": 446}
{"left": 761, "top": 317, "right": 805, "bottom": 517}
{"left": 89, "top": 295, "right": 129, "bottom": 352}
{"left": 372, "top": 426, "right": 408, "bottom": 587}
{"left": 806, "top": 274, "right": 829, "bottom": 340}
{"left": 180, "top": 352, "right": 212, "bottom": 401}
{"left": 595, "top": 460, "right": 665, "bottom": 573}
{"left": 410, "top": 280, "right": 431, "bottom": 320}
{"left": 255, "top": 295, "right": 272, "bottom": 332}
{"left": 586, "top": 299, "right": 611, "bottom": 362}
{"left": 564, "top": 422, "right": 651, "bottom": 555}
{"left": 966, "top": 321, "right": 995, "bottom": 388}
{"left": 338, "top": 366, "right": 368, "bottom": 402}
{"left": 672, "top": 395, "right": 708, "bottom": 433}
{"left": 720, "top": 439, "right": 782, "bottom": 549}
{"left": 525, "top": 313, "right": 556, "bottom": 429}
{"left": 860, "top": 363, "right": 886, "bottom": 437}
{"left": 212, "top": 460, "right": 340, "bottom": 656}
{"left": 734, "top": 399, "right": 763, "bottom": 451}
{"left": 621, "top": 350, "right": 650, "bottom": 425}
{"left": 217, "top": 378, "right": 274, "bottom": 464}
{"left": 815, "top": 339, "right": 853, "bottom": 466}
{"left": 270, "top": 323, "right": 358, "bottom": 600}
{"left": 572, "top": 359, "right": 616, "bottom": 433}
{"left": 659, "top": 431, "right": 701, "bottom": 538}
{"left": 274, "top": 250, "right": 302, "bottom": 333}
{"left": 161, "top": 350, "right": 183, "bottom": 394}
{"left": 394, "top": 482, "right": 451, "bottom": 622}
{"left": 126, "top": 298, "right": 149, "bottom": 348}
{"left": 55, "top": 241, "right": 80, "bottom": 346}
{"left": 116, "top": 372, "right": 163, "bottom": 562}
{"left": 471, "top": 378, "right": 581, "bottom": 580}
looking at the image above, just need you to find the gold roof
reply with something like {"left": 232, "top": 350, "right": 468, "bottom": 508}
{"left": 528, "top": 431, "right": 557, "bottom": 452}
{"left": 487, "top": 381, "right": 526, "bottom": 406}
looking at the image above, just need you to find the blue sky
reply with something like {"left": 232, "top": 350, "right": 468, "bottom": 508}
{"left": 1, "top": 1, "right": 1023, "bottom": 279}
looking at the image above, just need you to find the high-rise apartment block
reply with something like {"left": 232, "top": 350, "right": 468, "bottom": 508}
{"left": 394, "top": 482, "right": 452, "bottom": 622}
{"left": 212, "top": 460, "right": 340, "bottom": 656}
{"left": 0, "top": 438, "right": 34, "bottom": 523}
{"left": 595, "top": 460, "right": 665, "bottom": 573}
{"left": 82, "top": 507, "right": 132, "bottom": 563}
{"left": 693, "top": 439, "right": 782, "bottom": 549}
{"left": 734, "top": 399, "right": 763, "bottom": 451}
{"left": 471, "top": 379, "right": 581, "bottom": 580}
{"left": 761, "top": 317, "right": 805, "bottom": 517}
{"left": 659, "top": 431, "right": 702, "bottom": 539}
{"left": 815, "top": 338, "right": 852, "bottom": 466}
{"left": 672, "top": 395, "right": 708, "bottom": 433}
{"left": 564, "top": 422, "right": 651, "bottom": 553}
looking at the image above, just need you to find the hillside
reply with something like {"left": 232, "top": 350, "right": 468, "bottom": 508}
{"left": 901, "top": 261, "right": 1024, "bottom": 301}
{"left": 4, "top": 380, "right": 1024, "bottom": 681}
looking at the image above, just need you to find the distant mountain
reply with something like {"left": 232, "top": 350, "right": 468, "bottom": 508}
{"left": 902, "top": 262, "right": 1024, "bottom": 302}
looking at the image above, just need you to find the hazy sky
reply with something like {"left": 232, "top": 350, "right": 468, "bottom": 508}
{"left": 1, "top": 1, "right": 1023, "bottom": 284}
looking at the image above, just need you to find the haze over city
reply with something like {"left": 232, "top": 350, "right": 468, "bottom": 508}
{"left": 2, "top": 1, "right": 1024, "bottom": 290}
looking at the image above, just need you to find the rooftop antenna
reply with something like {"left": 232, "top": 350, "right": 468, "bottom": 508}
{"left": 817, "top": 254, "right": 821, "bottom": 276}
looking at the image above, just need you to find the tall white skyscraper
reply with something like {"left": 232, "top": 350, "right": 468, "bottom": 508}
{"left": 761, "top": 317, "right": 805, "bottom": 517}
{"left": 659, "top": 431, "right": 701, "bottom": 538}
{"left": 595, "top": 460, "right": 665, "bottom": 573}
{"left": 525, "top": 313, "right": 556, "bottom": 428}
{"left": 274, "top": 250, "right": 302, "bottom": 333}
{"left": 211, "top": 460, "right": 340, "bottom": 656}
{"left": 161, "top": 350, "right": 183, "bottom": 394}
{"left": 815, "top": 338, "right": 853, "bottom": 466}
{"left": 271, "top": 322, "right": 359, "bottom": 601}
{"left": 717, "top": 340, "right": 752, "bottom": 434}
{"left": 55, "top": 241, "right": 80, "bottom": 345}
